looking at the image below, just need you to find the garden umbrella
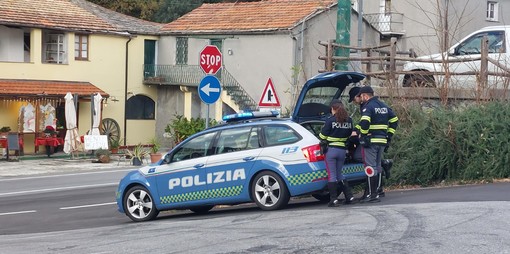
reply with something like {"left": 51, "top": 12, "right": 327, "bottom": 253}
{"left": 90, "top": 93, "right": 102, "bottom": 136}
{"left": 63, "top": 92, "right": 81, "bottom": 154}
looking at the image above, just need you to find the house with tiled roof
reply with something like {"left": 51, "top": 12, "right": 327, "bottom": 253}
{"left": 150, "top": 0, "right": 379, "bottom": 126}
{"left": 0, "top": 0, "right": 163, "bottom": 155}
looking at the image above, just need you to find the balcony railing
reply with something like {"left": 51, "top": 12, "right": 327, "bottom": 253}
{"left": 364, "top": 12, "right": 404, "bottom": 35}
{"left": 143, "top": 64, "right": 257, "bottom": 111}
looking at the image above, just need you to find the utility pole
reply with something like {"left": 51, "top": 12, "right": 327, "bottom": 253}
{"left": 335, "top": 0, "right": 351, "bottom": 71}
{"left": 357, "top": 0, "right": 363, "bottom": 48}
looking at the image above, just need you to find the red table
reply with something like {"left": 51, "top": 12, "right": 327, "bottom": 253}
{"left": 1, "top": 136, "right": 24, "bottom": 160}
{"left": 35, "top": 137, "right": 64, "bottom": 155}
{"left": 35, "top": 137, "right": 64, "bottom": 147}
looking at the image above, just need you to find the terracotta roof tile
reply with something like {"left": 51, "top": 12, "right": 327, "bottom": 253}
{"left": 161, "top": 0, "right": 335, "bottom": 33}
{"left": 0, "top": 79, "right": 109, "bottom": 98}
{"left": 0, "top": 0, "right": 162, "bottom": 35}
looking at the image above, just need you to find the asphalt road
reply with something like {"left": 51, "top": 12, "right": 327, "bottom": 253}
{"left": 0, "top": 170, "right": 509, "bottom": 253}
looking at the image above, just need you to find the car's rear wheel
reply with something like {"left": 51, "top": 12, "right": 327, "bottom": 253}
{"left": 124, "top": 185, "right": 159, "bottom": 222}
{"left": 190, "top": 205, "right": 214, "bottom": 214}
{"left": 251, "top": 171, "right": 290, "bottom": 211}
{"left": 404, "top": 74, "right": 436, "bottom": 87}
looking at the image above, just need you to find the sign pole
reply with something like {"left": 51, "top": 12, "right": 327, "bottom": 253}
{"left": 198, "top": 45, "right": 223, "bottom": 128}
{"left": 206, "top": 105, "right": 210, "bottom": 129}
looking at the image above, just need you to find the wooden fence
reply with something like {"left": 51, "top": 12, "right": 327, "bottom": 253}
{"left": 318, "top": 37, "right": 510, "bottom": 102}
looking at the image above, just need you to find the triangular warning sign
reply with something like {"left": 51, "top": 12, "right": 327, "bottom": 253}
{"left": 258, "top": 78, "right": 281, "bottom": 107}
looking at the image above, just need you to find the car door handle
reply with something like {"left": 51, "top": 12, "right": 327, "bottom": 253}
{"left": 243, "top": 156, "right": 255, "bottom": 161}
{"left": 194, "top": 163, "right": 205, "bottom": 168}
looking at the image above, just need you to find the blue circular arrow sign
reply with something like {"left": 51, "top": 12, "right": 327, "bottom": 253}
{"left": 198, "top": 75, "right": 222, "bottom": 104}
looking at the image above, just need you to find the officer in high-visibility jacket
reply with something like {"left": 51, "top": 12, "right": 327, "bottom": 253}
{"left": 356, "top": 86, "right": 398, "bottom": 203}
{"left": 348, "top": 86, "right": 392, "bottom": 199}
{"left": 319, "top": 99, "right": 356, "bottom": 207}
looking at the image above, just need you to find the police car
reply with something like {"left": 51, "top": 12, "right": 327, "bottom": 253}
{"left": 116, "top": 72, "right": 369, "bottom": 222}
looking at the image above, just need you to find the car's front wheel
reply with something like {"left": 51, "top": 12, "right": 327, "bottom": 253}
{"left": 251, "top": 171, "right": 290, "bottom": 211}
{"left": 404, "top": 73, "right": 436, "bottom": 87}
{"left": 123, "top": 185, "right": 159, "bottom": 222}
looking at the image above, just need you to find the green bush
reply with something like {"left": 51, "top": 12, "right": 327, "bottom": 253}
{"left": 387, "top": 101, "right": 510, "bottom": 186}
{"left": 164, "top": 115, "right": 217, "bottom": 145}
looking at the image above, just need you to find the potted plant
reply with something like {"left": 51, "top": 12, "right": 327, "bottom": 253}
{"left": 95, "top": 148, "right": 111, "bottom": 163}
{"left": 126, "top": 143, "right": 149, "bottom": 166}
{"left": 109, "top": 138, "right": 122, "bottom": 154}
{"left": 149, "top": 137, "right": 162, "bottom": 163}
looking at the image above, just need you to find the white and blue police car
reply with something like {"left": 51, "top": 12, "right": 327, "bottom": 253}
{"left": 116, "top": 72, "right": 371, "bottom": 222}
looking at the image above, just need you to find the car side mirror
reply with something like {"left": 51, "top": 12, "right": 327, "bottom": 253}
{"left": 163, "top": 154, "right": 171, "bottom": 164}
{"left": 448, "top": 48, "right": 456, "bottom": 56}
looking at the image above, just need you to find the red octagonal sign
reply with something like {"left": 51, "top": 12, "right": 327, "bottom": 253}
{"left": 199, "top": 45, "right": 223, "bottom": 75}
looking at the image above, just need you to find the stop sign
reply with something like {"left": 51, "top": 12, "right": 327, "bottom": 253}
{"left": 199, "top": 45, "right": 222, "bottom": 75}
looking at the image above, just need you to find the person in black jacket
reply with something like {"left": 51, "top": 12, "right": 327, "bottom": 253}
{"left": 319, "top": 100, "right": 356, "bottom": 207}
{"left": 357, "top": 86, "right": 398, "bottom": 203}
{"left": 348, "top": 86, "right": 392, "bottom": 200}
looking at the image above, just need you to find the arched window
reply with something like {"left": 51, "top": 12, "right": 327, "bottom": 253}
{"left": 126, "top": 95, "right": 155, "bottom": 119}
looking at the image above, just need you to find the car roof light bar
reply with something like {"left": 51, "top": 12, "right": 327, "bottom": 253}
{"left": 222, "top": 111, "right": 279, "bottom": 123}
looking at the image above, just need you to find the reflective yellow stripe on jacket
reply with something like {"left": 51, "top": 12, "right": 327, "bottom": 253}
{"left": 319, "top": 133, "right": 347, "bottom": 147}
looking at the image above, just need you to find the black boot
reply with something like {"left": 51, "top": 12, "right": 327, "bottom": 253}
{"left": 367, "top": 175, "right": 381, "bottom": 203}
{"left": 339, "top": 180, "right": 355, "bottom": 204}
{"left": 359, "top": 178, "right": 370, "bottom": 203}
{"left": 327, "top": 182, "right": 340, "bottom": 207}
{"left": 377, "top": 173, "right": 385, "bottom": 197}
{"left": 382, "top": 159, "right": 393, "bottom": 179}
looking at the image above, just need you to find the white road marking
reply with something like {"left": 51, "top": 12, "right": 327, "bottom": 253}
{"left": 60, "top": 202, "right": 117, "bottom": 210}
{"left": 0, "top": 183, "right": 117, "bottom": 197}
{"left": 0, "top": 169, "right": 133, "bottom": 182}
{"left": 0, "top": 210, "right": 37, "bottom": 216}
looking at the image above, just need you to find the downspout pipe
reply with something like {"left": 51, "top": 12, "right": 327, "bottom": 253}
{"left": 291, "top": 12, "right": 315, "bottom": 106}
{"left": 357, "top": 0, "right": 363, "bottom": 48}
{"left": 123, "top": 36, "right": 132, "bottom": 146}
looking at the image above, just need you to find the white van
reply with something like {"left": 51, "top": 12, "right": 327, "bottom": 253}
{"left": 401, "top": 26, "right": 509, "bottom": 89}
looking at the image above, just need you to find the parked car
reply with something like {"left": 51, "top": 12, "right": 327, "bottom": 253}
{"left": 116, "top": 72, "right": 372, "bottom": 222}
{"left": 401, "top": 26, "right": 510, "bottom": 89}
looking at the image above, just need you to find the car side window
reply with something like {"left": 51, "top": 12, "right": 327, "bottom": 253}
{"left": 263, "top": 125, "right": 301, "bottom": 146}
{"left": 487, "top": 31, "right": 505, "bottom": 53}
{"left": 214, "top": 126, "right": 253, "bottom": 154}
{"left": 456, "top": 31, "right": 505, "bottom": 55}
{"left": 170, "top": 132, "right": 216, "bottom": 162}
{"left": 457, "top": 34, "right": 483, "bottom": 55}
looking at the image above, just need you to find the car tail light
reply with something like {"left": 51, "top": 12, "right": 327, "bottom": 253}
{"left": 302, "top": 144, "right": 324, "bottom": 162}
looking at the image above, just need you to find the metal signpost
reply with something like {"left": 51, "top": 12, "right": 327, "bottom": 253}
{"left": 199, "top": 45, "right": 223, "bottom": 128}
{"left": 198, "top": 75, "right": 222, "bottom": 128}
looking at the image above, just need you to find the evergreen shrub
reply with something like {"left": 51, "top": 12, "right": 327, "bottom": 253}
{"left": 387, "top": 101, "right": 510, "bottom": 186}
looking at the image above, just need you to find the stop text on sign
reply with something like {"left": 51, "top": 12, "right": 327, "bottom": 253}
{"left": 201, "top": 54, "right": 221, "bottom": 68}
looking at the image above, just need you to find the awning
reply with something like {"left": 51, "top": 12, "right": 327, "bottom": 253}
{"left": 0, "top": 79, "right": 109, "bottom": 100}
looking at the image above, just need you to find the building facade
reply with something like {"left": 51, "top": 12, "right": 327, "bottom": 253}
{"left": 0, "top": 0, "right": 162, "bottom": 154}
{"left": 150, "top": 0, "right": 380, "bottom": 142}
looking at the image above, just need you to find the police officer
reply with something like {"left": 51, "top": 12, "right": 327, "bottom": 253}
{"left": 348, "top": 86, "right": 391, "bottom": 199}
{"left": 347, "top": 86, "right": 363, "bottom": 162}
{"left": 356, "top": 86, "right": 398, "bottom": 203}
{"left": 319, "top": 99, "right": 355, "bottom": 207}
